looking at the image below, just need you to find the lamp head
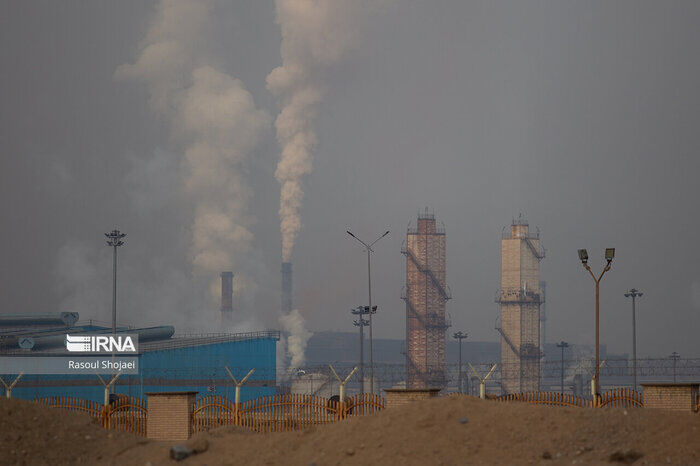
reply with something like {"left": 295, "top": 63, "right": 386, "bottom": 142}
{"left": 577, "top": 249, "right": 588, "bottom": 264}
{"left": 605, "top": 248, "right": 615, "bottom": 261}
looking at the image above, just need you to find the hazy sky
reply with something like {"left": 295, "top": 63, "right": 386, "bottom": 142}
{"left": 1, "top": 0, "right": 699, "bottom": 358}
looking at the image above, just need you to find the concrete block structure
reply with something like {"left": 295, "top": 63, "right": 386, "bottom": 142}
{"left": 146, "top": 391, "right": 198, "bottom": 440}
{"left": 383, "top": 388, "right": 441, "bottom": 408}
{"left": 496, "top": 217, "right": 544, "bottom": 393}
{"left": 402, "top": 209, "right": 450, "bottom": 389}
{"left": 641, "top": 383, "right": 699, "bottom": 412}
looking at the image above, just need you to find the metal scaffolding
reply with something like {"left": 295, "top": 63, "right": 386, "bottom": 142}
{"left": 496, "top": 216, "right": 545, "bottom": 393}
{"left": 402, "top": 208, "right": 451, "bottom": 389}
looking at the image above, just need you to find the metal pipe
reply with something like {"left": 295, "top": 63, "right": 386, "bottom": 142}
{"left": 367, "top": 248, "right": 373, "bottom": 394}
{"left": 595, "top": 279, "right": 599, "bottom": 394}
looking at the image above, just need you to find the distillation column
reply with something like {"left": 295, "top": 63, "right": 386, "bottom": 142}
{"left": 497, "top": 218, "right": 544, "bottom": 393}
{"left": 403, "top": 209, "right": 450, "bottom": 389}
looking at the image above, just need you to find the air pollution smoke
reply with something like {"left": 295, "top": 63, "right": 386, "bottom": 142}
{"left": 115, "top": 0, "right": 270, "bottom": 314}
{"left": 268, "top": 0, "right": 383, "bottom": 368}
{"left": 268, "top": 0, "right": 380, "bottom": 262}
{"left": 279, "top": 309, "right": 311, "bottom": 370}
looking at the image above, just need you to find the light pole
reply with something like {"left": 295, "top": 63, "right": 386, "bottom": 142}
{"left": 347, "top": 230, "right": 389, "bottom": 395}
{"left": 624, "top": 288, "right": 643, "bottom": 391}
{"left": 577, "top": 248, "right": 614, "bottom": 397}
{"left": 105, "top": 229, "right": 126, "bottom": 334}
{"left": 670, "top": 352, "right": 680, "bottom": 383}
{"left": 453, "top": 331, "right": 468, "bottom": 393}
{"left": 351, "top": 306, "right": 369, "bottom": 393}
{"left": 556, "top": 341, "right": 569, "bottom": 394}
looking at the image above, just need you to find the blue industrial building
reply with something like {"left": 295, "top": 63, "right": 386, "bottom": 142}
{"left": 0, "top": 313, "right": 279, "bottom": 403}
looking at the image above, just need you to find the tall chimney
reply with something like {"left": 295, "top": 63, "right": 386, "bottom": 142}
{"left": 221, "top": 271, "right": 234, "bottom": 326}
{"left": 281, "top": 262, "right": 292, "bottom": 313}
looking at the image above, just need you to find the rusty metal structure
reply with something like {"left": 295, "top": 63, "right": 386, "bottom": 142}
{"left": 402, "top": 208, "right": 451, "bottom": 389}
{"left": 496, "top": 216, "right": 545, "bottom": 393}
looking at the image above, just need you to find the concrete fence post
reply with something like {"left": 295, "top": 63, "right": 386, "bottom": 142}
{"left": 225, "top": 366, "right": 254, "bottom": 423}
{"left": 0, "top": 373, "right": 23, "bottom": 399}
{"left": 329, "top": 365, "right": 357, "bottom": 419}
{"left": 468, "top": 363, "right": 497, "bottom": 399}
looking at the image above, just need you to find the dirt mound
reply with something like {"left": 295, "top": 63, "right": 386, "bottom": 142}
{"left": 2, "top": 395, "right": 699, "bottom": 465}
{"left": 0, "top": 397, "right": 140, "bottom": 465}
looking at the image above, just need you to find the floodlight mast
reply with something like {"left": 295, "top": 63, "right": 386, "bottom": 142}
{"left": 556, "top": 341, "right": 569, "bottom": 394}
{"left": 577, "top": 248, "right": 614, "bottom": 400}
{"left": 346, "top": 230, "right": 390, "bottom": 395}
{"left": 105, "top": 229, "right": 126, "bottom": 335}
{"left": 624, "top": 288, "right": 643, "bottom": 391}
{"left": 453, "top": 331, "right": 468, "bottom": 393}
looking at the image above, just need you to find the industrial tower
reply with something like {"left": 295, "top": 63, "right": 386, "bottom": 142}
{"left": 402, "top": 209, "right": 451, "bottom": 389}
{"left": 220, "top": 271, "right": 234, "bottom": 327}
{"left": 496, "top": 216, "right": 545, "bottom": 393}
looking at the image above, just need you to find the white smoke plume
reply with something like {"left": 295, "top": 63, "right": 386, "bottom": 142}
{"left": 278, "top": 308, "right": 311, "bottom": 369}
{"left": 115, "top": 0, "right": 270, "bottom": 309}
{"left": 268, "top": 0, "right": 380, "bottom": 262}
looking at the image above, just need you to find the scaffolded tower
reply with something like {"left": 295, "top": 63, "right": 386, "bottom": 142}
{"left": 402, "top": 209, "right": 451, "bottom": 389}
{"left": 496, "top": 216, "right": 545, "bottom": 393}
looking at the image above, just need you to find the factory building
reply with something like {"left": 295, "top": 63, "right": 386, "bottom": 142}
{"left": 496, "top": 216, "right": 545, "bottom": 393}
{"left": 0, "top": 312, "right": 279, "bottom": 403}
{"left": 402, "top": 209, "right": 451, "bottom": 389}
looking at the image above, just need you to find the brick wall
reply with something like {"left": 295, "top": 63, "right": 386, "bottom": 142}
{"left": 642, "top": 384, "right": 699, "bottom": 412}
{"left": 384, "top": 389, "right": 440, "bottom": 409}
{"left": 146, "top": 391, "right": 198, "bottom": 440}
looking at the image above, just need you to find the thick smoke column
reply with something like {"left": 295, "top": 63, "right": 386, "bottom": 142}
{"left": 268, "top": 0, "right": 382, "bottom": 369}
{"left": 281, "top": 262, "right": 292, "bottom": 313}
{"left": 115, "top": 0, "right": 269, "bottom": 309}
{"left": 279, "top": 309, "right": 310, "bottom": 369}
{"left": 268, "top": 0, "right": 379, "bottom": 262}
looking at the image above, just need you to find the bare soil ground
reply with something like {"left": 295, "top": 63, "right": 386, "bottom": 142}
{"left": 1, "top": 395, "right": 698, "bottom": 465}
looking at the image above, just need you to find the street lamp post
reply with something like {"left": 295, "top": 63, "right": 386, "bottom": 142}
{"left": 624, "top": 289, "right": 643, "bottom": 391}
{"left": 347, "top": 230, "right": 389, "bottom": 395}
{"left": 577, "top": 248, "right": 614, "bottom": 397}
{"left": 453, "top": 331, "right": 468, "bottom": 393}
{"left": 351, "top": 306, "right": 369, "bottom": 394}
{"left": 670, "top": 352, "right": 680, "bottom": 383}
{"left": 105, "top": 229, "right": 126, "bottom": 334}
{"left": 556, "top": 341, "right": 569, "bottom": 394}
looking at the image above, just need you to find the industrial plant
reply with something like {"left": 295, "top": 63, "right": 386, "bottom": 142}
{"left": 402, "top": 209, "right": 451, "bottom": 389}
{"left": 0, "top": 272, "right": 280, "bottom": 403}
{"left": 496, "top": 216, "right": 545, "bottom": 393}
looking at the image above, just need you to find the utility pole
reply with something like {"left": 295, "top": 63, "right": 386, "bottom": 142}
{"left": 351, "top": 306, "right": 369, "bottom": 393}
{"left": 347, "top": 230, "right": 389, "bottom": 395}
{"left": 105, "top": 229, "right": 126, "bottom": 334}
{"left": 556, "top": 341, "right": 569, "bottom": 394}
{"left": 624, "top": 289, "right": 643, "bottom": 391}
{"left": 670, "top": 352, "right": 680, "bottom": 383}
{"left": 453, "top": 331, "right": 468, "bottom": 393}
{"left": 577, "top": 248, "right": 615, "bottom": 396}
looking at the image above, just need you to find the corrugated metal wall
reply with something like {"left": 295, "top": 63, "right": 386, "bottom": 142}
{"left": 10, "top": 337, "right": 277, "bottom": 402}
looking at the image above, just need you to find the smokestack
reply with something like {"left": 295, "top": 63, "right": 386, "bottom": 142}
{"left": 221, "top": 271, "right": 233, "bottom": 326}
{"left": 281, "top": 262, "right": 292, "bottom": 314}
